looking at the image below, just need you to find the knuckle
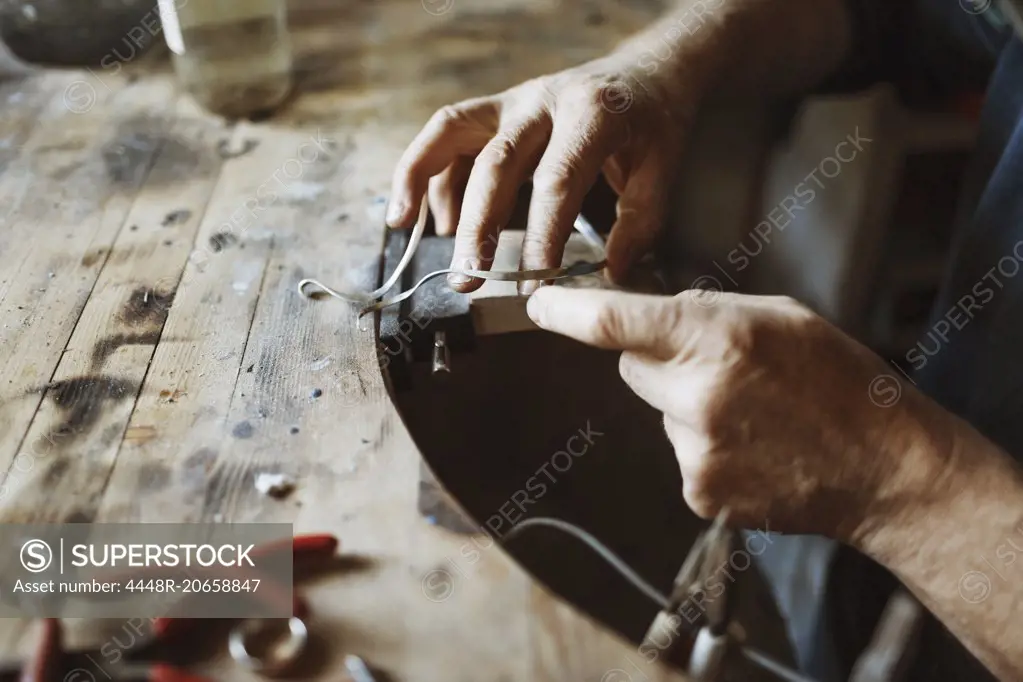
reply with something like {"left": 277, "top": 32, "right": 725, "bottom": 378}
{"left": 508, "top": 77, "right": 554, "bottom": 110}
{"left": 592, "top": 305, "right": 627, "bottom": 347}
{"left": 532, "top": 158, "right": 579, "bottom": 199}
{"left": 701, "top": 413, "right": 731, "bottom": 451}
{"left": 790, "top": 302, "right": 820, "bottom": 328}
{"left": 775, "top": 295, "right": 800, "bottom": 309}
{"left": 771, "top": 294, "right": 816, "bottom": 322}
{"left": 676, "top": 289, "right": 703, "bottom": 306}
{"left": 682, "top": 482, "right": 719, "bottom": 520}
{"left": 521, "top": 230, "right": 561, "bottom": 261}
{"left": 393, "top": 155, "right": 417, "bottom": 182}
{"left": 587, "top": 83, "right": 610, "bottom": 109}
{"left": 427, "top": 173, "right": 448, "bottom": 197}
{"left": 577, "top": 85, "right": 624, "bottom": 126}
{"left": 661, "top": 299, "right": 685, "bottom": 337}
{"left": 529, "top": 76, "right": 560, "bottom": 110}
{"left": 476, "top": 134, "right": 520, "bottom": 172}
{"left": 430, "top": 104, "right": 468, "bottom": 132}
{"left": 562, "top": 79, "right": 605, "bottom": 107}
{"left": 723, "top": 318, "right": 757, "bottom": 361}
{"left": 688, "top": 402, "right": 720, "bottom": 444}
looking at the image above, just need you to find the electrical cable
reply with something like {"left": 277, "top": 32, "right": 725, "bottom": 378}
{"left": 502, "top": 515, "right": 823, "bottom": 682}
{"left": 502, "top": 517, "right": 671, "bottom": 610}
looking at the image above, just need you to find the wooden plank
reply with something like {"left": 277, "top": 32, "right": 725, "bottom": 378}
{"left": 0, "top": 72, "right": 182, "bottom": 657}
{"left": 0, "top": 76, "right": 66, "bottom": 312}
{"left": 97, "top": 121, "right": 349, "bottom": 522}
{"left": 0, "top": 75, "right": 180, "bottom": 504}
{"left": 0, "top": 92, "right": 230, "bottom": 523}
{"left": 529, "top": 581, "right": 682, "bottom": 682}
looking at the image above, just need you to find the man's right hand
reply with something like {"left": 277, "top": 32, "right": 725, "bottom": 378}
{"left": 386, "top": 0, "right": 855, "bottom": 292}
{"left": 385, "top": 53, "right": 708, "bottom": 292}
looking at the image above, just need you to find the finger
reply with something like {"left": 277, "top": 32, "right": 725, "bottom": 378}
{"left": 662, "top": 415, "right": 710, "bottom": 475}
{"left": 519, "top": 105, "right": 624, "bottom": 293}
{"left": 618, "top": 352, "right": 710, "bottom": 421}
{"left": 526, "top": 287, "right": 682, "bottom": 360}
{"left": 662, "top": 415, "right": 717, "bottom": 519}
{"left": 388, "top": 99, "right": 499, "bottom": 229}
{"left": 448, "top": 114, "right": 552, "bottom": 292}
{"left": 604, "top": 151, "right": 672, "bottom": 284}
{"left": 602, "top": 156, "right": 627, "bottom": 195}
{"left": 429, "top": 156, "right": 474, "bottom": 236}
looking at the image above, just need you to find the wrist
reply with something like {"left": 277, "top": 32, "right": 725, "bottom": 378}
{"left": 607, "top": 0, "right": 736, "bottom": 111}
{"left": 610, "top": 0, "right": 854, "bottom": 103}
{"left": 853, "top": 402, "right": 1023, "bottom": 567}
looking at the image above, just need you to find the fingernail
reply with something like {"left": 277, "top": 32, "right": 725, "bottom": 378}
{"left": 518, "top": 280, "right": 539, "bottom": 296}
{"left": 447, "top": 272, "right": 472, "bottom": 288}
{"left": 386, "top": 199, "right": 406, "bottom": 227}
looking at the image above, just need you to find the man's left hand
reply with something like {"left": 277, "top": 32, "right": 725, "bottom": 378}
{"left": 526, "top": 287, "right": 958, "bottom": 544}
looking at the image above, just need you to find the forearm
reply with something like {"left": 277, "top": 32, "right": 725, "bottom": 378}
{"left": 610, "top": 0, "right": 856, "bottom": 101}
{"left": 860, "top": 419, "right": 1023, "bottom": 681}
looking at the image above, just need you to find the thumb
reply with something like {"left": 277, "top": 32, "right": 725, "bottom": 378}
{"left": 526, "top": 287, "right": 681, "bottom": 359}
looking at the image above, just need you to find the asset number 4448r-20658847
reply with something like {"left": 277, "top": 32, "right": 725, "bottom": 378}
{"left": 124, "top": 578, "right": 262, "bottom": 593}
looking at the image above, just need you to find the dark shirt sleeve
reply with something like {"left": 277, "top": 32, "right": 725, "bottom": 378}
{"left": 819, "top": 0, "right": 1004, "bottom": 95}
{"left": 822, "top": 0, "right": 913, "bottom": 91}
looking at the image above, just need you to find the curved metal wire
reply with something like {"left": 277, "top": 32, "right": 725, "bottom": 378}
{"left": 297, "top": 212, "right": 607, "bottom": 314}
{"left": 298, "top": 197, "right": 431, "bottom": 306}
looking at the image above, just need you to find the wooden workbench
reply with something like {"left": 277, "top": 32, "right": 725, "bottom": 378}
{"left": 0, "top": 0, "right": 708, "bottom": 679}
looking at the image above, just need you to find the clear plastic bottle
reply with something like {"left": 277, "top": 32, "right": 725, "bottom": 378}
{"left": 157, "top": 0, "right": 293, "bottom": 119}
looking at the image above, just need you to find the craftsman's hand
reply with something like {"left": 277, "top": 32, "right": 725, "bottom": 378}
{"left": 526, "top": 287, "right": 960, "bottom": 543}
{"left": 386, "top": 54, "right": 705, "bottom": 292}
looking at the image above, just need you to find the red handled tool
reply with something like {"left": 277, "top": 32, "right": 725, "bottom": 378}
{"left": 17, "top": 619, "right": 61, "bottom": 682}
{"left": 150, "top": 533, "right": 338, "bottom": 640}
{"left": 1, "top": 534, "right": 340, "bottom": 682}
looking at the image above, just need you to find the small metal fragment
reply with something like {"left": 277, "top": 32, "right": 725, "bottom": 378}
{"left": 343, "top": 654, "right": 379, "bottom": 682}
{"left": 432, "top": 331, "right": 450, "bottom": 374}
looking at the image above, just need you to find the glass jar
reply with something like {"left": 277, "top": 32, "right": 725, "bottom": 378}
{"left": 156, "top": 0, "right": 293, "bottom": 119}
{"left": 0, "top": 0, "right": 159, "bottom": 67}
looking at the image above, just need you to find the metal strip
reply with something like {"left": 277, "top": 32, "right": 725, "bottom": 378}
{"left": 357, "top": 260, "right": 606, "bottom": 315}
{"left": 298, "top": 212, "right": 606, "bottom": 314}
